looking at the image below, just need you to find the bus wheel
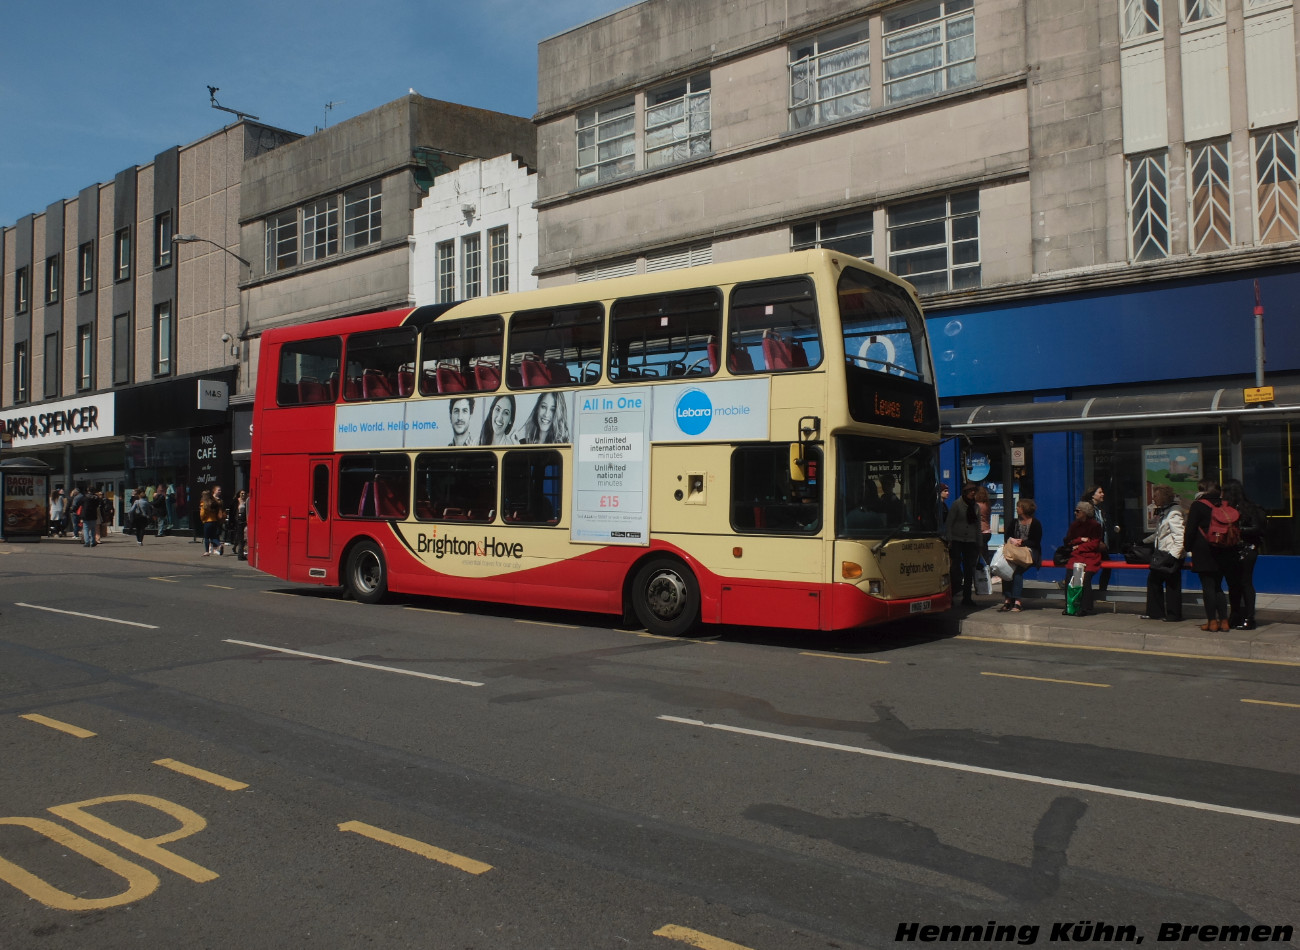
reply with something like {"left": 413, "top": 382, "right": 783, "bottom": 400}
{"left": 345, "top": 540, "right": 388, "bottom": 604}
{"left": 632, "top": 557, "right": 699, "bottom": 637}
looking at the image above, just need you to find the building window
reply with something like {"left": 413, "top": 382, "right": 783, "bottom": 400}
{"left": 883, "top": 0, "right": 976, "bottom": 106}
{"left": 488, "top": 227, "right": 510, "bottom": 295}
{"left": 44, "top": 333, "right": 60, "bottom": 398}
{"left": 1128, "top": 151, "right": 1171, "bottom": 261}
{"left": 436, "top": 241, "right": 456, "bottom": 302}
{"left": 115, "top": 228, "right": 132, "bottom": 281}
{"left": 302, "top": 196, "right": 339, "bottom": 263}
{"left": 1122, "top": 0, "right": 1162, "bottom": 39}
{"left": 790, "top": 23, "right": 871, "bottom": 130}
{"left": 113, "top": 312, "right": 131, "bottom": 385}
{"left": 77, "top": 324, "right": 94, "bottom": 391}
{"left": 887, "top": 191, "right": 980, "bottom": 294}
{"left": 15, "top": 266, "right": 29, "bottom": 314}
{"left": 646, "top": 73, "right": 712, "bottom": 167}
{"left": 155, "top": 212, "right": 173, "bottom": 268}
{"left": 266, "top": 210, "right": 298, "bottom": 273}
{"left": 14, "top": 342, "right": 29, "bottom": 403}
{"left": 78, "top": 242, "right": 94, "bottom": 294}
{"left": 577, "top": 98, "right": 636, "bottom": 187}
{"left": 44, "top": 256, "right": 60, "bottom": 305}
{"left": 343, "top": 182, "right": 382, "bottom": 251}
{"left": 1181, "top": 0, "right": 1224, "bottom": 24}
{"left": 1188, "top": 140, "right": 1232, "bottom": 253}
{"left": 1253, "top": 126, "right": 1300, "bottom": 245}
{"left": 463, "top": 233, "right": 482, "bottom": 299}
{"left": 792, "top": 210, "right": 874, "bottom": 259}
{"left": 154, "top": 303, "right": 173, "bottom": 377}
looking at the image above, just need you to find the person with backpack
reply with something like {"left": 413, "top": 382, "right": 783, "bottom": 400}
{"left": 1184, "top": 478, "right": 1231, "bottom": 631}
{"left": 1222, "top": 478, "right": 1265, "bottom": 630}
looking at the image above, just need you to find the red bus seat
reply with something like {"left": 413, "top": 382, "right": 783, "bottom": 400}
{"left": 545, "top": 360, "right": 572, "bottom": 385}
{"left": 415, "top": 500, "right": 437, "bottom": 520}
{"left": 707, "top": 338, "right": 720, "bottom": 374}
{"left": 474, "top": 363, "right": 501, "bottom": 391}
{"left": 363, "top": 370, "right": 394, "bottom": 400}
{"left": 520, "top": 358, "right": 551, "bottom": 388}
{"left": 373, "top": 478, "right": 405, "bottom": 518}
{"left": 762, "top": 331, "right": 793, "bottom": 370}
{"left": 728, "top": 348, "right": 754, "bottom": 374}
{"left": 397, "top": 369, "right": 415, "bottom": 396}
{"left": 344, "top": 375, "right": 364, "bottom": 401}
{"left": 437, "top": 365, "right": 468, "bottom": 393}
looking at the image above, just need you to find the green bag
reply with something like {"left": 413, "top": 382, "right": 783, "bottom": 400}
{"left": 1065, "top": 584, "right": 1084, "bottom": 616}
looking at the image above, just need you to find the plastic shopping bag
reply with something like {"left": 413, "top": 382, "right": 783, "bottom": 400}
{"left": 990, "top": 546, "right": 1015, "bottom": 581}
{"left": 1065, "top": 563, "right": 1086, "bottom": 616}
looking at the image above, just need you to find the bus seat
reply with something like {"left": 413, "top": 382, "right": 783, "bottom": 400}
{"left": 357, "top": 482, "right": 372, "bottom": 517}
{"left": 363, "top": 370, "right": 395, "bottom": 400}
{"left": 420, "top": 369, "right": 438, "bottom": 396}
{"left": 437, "top": 365, "right": 468, "bottom": 393}
{"left": 545, "top": 360, "right": 572, "bottom": 385}
{"left": 707, "top": 338, "right": 720, "bottom": 374}
{"left": 467, "top": 508, "right": 494, "bottom": 522}
{"left": 752, "top": 505, "right": 767, "bottom": 529}
{"left": 442, "top": 507, "right": 465, "bottom": 520}
{"left": 520, "top": 358, "right": 552, "bottom": 388}
{"left": 326, "top": 374, "right": 340, "bottom": 401}
{"left": 762, "top": 330, "right": 794, "bottom": 370}
{"left": 415, "top": 500, "right": 437, "bottom": 520}
{"left": 374, "top": 478, "right": 405, "bottom": 518}
{"left": 344, "top": 375, "right": 364, "bottom": 401}
{"left": 397, "top": 368, "right": 415, "bottom": 396}
{"left": 790, "top": 341, "right": 809, "bottom": 367}
{"left": 298, "top": 379, "right": 328, "bottom": 403}
{"left": 728, "top": 348, "right": 754, "bottom": 374}
{"left": 474, "top": 363, "right": 501, "bottom": 391}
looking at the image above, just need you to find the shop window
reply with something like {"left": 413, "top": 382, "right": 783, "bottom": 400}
{"left": 608, "top": 288, "right": 721, "bottom": 381}
{"left": 507, "top": 303, "right": 604, "bottom": 389}
{"left": 414, "top": 453, "right": 497, "bottom": 522}
{"left": 501, "top": 451, "right": 562, "bottom": 525}
{"left": 338, "top": 454, "right": 410, "bottom": 520}
{"left": 730, "top": 444, "right": 822, "bottom": 534}
{"left": 278, "top": 336, "right": 342, "bottom": 406}
{"left": 727, "top": 277, "right": 822, "bottom": 374}
{"left": 419, "top": 315, "right": 503, "bottom": 396}
{"left": 343, "top": 327, "right": 417, "bottom": 402}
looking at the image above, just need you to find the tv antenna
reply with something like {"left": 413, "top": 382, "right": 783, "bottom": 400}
{"left": 208, "top": 86, "right": 260, "bottom": 121}
{"left": 323, "top": 100, "right": 345, "bottom": 129}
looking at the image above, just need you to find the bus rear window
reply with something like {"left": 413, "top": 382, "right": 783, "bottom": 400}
{"left": 420, "top": 316, "right": 504, "bottom": 396}
{"left": 608, "top": 289, "right": 721, "bottom": 381}
{"left": 838, "top": 267, "right": 929, "bottom": 382}
{"left": 277, "top": 337, "right": 342, "bottom": 406}
{"left": 343, "top": 327, "right": 417, "bottom": 401}
{"left": 728, "top": 278, "right": 821, "bottom": 374}
{"left": 507, "top": 304, "right": 603, "bottom": 389}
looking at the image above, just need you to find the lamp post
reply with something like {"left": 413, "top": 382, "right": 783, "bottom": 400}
{"left": 172, "top": 233, "right": 251, "bottom": 360}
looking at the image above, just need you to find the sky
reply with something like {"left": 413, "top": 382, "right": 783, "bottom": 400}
{"left": 0, "top": 0, "right": 633, "bottom": 227}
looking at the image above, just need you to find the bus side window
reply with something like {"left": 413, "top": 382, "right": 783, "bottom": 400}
{"left": 419, "top": 316, "right": 504, "bottom": 396}
{"left": 338, "top": 454, "right": 411, "bottom": 520}
{"left": 608, "top": 289, "right": 721, "bottom": 382}
{"left": 344, "top": 327, "right": 416, "bottom": 402}
{"left": 729, "top": 444, "right": 821, "bottom": 534}
{"left": 278, "top": 337, "right": 342, "bottom": 407}
{"left": 414, "top": 452, "right": 498, "bottom": 522}
{"left": 728, "top": 277, "right": 821, "bottom": 374}
{"left": 501, "top": 451, "right": 562, "bottom": 524}
{"left": 507, "top": 304, "right": 603, "bottom": 390}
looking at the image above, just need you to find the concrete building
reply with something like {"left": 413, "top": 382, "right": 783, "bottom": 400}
{"left": 1, "top": 121, "right": 297, "bottom": 528}
{"left": 534, "top": 0, "right": 1300, "bottom": 591}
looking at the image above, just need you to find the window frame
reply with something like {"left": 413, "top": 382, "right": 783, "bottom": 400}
{"left": 576, "top": 97, "right": 636, "bottom": 188}
{"left": 153, "top": 302, "right": 174, "bottom": 377}
{"left": 44, "top": 255, "right": 60, "bottom": 305}
{"left": 155, "top": 211, "right": 173, "bottom": 268}
{"left": 1188, "top": 139, "right": 1233, "bottom": 254}
{"left": 277, "top": 336, "right": 343, "bottom": 407}
{"left": 14, "top": 341, "right": 29, "bottom": 404}
{"left": 76, "top": 323, "right": 94, "bottom": 392}
{"left": 114, "top": 228, "right": 132, "bottom": 282}
{"left": 607, "top": 288, "right": 722, "bottom": 383}
{"left": 1252, "top": 125, "right": 1300, "bottom": 245}
{"left": 1121, "top": 0, "right": 1162, "bottom": 40}
{"left": 302, "top": 196, "right": 340, "bottom": 264}
{"left": 463, "top": 233, "right": 482, "bottom": 299}
{"left": 337, "top": 453, "right": 411, "bottom": 521}
{"left": 886, "top": 190, "right": 981, "bottom": 294}
{"left": 882, "top": 0, "right": 976, "bottom": 107}
{"left": 78, "top": 242, "right": 95, "bottom": 295}
{"left": 488, "top": 227, "right": 510, "bottom": 295}
{"left": 507, "top": 303, "right": 605, "bottom": 390}
{"left": 343, "top": 181, "right": 382, "bottom": 251}
{"left": 436, "top": 241, "right": 456, "bottom": 302}
{"left": 112, "top": 312, "right": 132, "bottom": 385}
{"left": 15, "top": 266, "right": 29, "bottom": 314}
{"left": 501, "top": 450, "right": 563, "bottom": 525}
{"left": 791, "top": 209, "right": 875, "bottom": 259}
{"left": 1127, "top": 151, "right": 1171, "bottom": 261}
{"left": 43, "top": 332, "right": 60, "bottom": 398}
{"left": 414, "top": 452, "right": 499, "bottom": 523}
{"left": 646, "top": 72, "right": 712, "bottom": 167}
{"left": 727, "top": 277, "right": 824, "bottom": 375}
{"left": 730, "top": 444, "right": 823, "bottom": 535}
{"left": 789, "top": 23, "right": 872, "bottom": 130}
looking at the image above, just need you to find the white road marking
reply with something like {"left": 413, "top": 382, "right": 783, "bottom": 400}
{"left": 223, "top": 639, "right": 483, "bottom": 687}
{"left": 658, "top": 715, "right": 1300, "bottom": 826}
{"left": 15, "top": 603, "right": 158, "bottom": 630}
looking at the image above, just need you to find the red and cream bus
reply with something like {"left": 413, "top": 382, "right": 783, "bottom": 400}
{"left": 249, "top": 249, "right": 949, "bottom": 635}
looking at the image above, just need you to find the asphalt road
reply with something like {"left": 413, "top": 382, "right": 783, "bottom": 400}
{"left": 1, "top": 540, "right": 1298, "bottom": 949}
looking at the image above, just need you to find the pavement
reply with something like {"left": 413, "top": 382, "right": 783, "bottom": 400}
{"left": 11, "top": 530, "right": 1300, "bottom": 664}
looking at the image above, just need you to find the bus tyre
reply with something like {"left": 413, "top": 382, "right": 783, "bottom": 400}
{"left": 632, "top": 557, "right": 699, "bottom": 637}
{"left": 345, "top": 540, "right": 388, "bottom": 604}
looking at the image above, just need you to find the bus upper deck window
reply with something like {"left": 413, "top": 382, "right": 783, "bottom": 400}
{"left": 343, "top": 327, "right": 416, "bottom": 401}
{"left": 837, "top": 267, "right": 929, "bottom": 382}
{"left": 277, "top": 337, "right": 342, "bottom": 406}
{"left": 419, "top": 315, "right": 504, "bottom": 396}
{"left": 507, "top": 304, "right": 604, "bottom": 390}
{"left": 608, "top": 289, "right": 721, "bottom": 382}
{"left": 728, "top": 278, "right": 822, "bottom": 374}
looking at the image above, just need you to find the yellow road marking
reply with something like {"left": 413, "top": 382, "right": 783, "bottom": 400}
{"left": 653, "top": 924, "right": 755, "bottom": 949}
{"left": 801, "top": 651, "right": 890, "bottom": 664}
{"left": 20, "top": 714, "right": 96, "bottom": 738}
{"left": 1241, "top": 698, "right": 1300, "bottom": 709}
{"left": 338, "top": 820, "right": 492, "bottom": 875}
{"left": 153, "top": 758, "right": 249, "bottom": 790}
{"left": 981, "top": 672, "right": 1110, "bottom": 688}
{"left": 0, "top": 817, "right": 159, "bottom": 910}
{"left": 956, "top": 634, "right": 1300, "bottom": 668}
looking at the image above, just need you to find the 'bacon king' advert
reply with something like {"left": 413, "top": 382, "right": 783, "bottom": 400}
{"left": 3, "top": 472, "right": 48, "bottom": 536}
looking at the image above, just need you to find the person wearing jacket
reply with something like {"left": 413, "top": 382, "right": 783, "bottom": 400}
{"left": 998, "top": 498, "right": 1042, "bottom": 612}
{"left": 1062, "top": 500, "right": 1104, "bottom": 616}
{"left": 1140, "top": 484, "right": 1185, "bottom": 622}
{"left": 1222, "top": 478, "right": 1264, "bottom": 630}
{"left": 945, "top": 482, "right": 982, "bottom": 607}
{"left": 199, "top": 489, "right": 224, "bottom": 556}
{"left": 1184, "top": 478, "right": 1230, "bottom": 631}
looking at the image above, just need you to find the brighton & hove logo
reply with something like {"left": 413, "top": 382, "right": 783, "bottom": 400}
{"left": 674, "top": 388, "right": 713, "bottom": 436}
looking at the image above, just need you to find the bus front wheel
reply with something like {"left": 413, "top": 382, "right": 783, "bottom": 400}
{"left": 345, "top": 540, "right": 388, "bottom": 604}
{"left": 632, "top": 557, "right": 699, "bottom": 637}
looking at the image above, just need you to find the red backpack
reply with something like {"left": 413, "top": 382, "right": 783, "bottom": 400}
{"left": 1199, "top": 499, "right": 1241, "bottom": 549}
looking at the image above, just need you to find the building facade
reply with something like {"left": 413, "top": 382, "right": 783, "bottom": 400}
{"left": 534, "top": 0, "right": 1300, "bottom": 591}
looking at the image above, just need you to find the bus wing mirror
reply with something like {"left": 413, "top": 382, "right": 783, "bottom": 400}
{"left": 789, "top": 443, "right": 806, "bottom": 482}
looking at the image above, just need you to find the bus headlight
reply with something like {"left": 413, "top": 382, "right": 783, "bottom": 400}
{"left": 842, "top": 561, "right": 862, "bottom": 580}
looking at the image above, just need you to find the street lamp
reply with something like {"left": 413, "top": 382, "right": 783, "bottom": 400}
{"left": 172, "top": 233, "right": 251, "bottom": 360}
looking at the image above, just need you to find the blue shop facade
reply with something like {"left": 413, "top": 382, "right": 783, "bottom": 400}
{"left": 934, "top": 261, "right": 1300, "bottom": 595}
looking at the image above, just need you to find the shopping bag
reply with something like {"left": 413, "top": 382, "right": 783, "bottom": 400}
{"left": 990, "top": 547, "right": 1015, "bottom": 581}
{"left": 974, "top": 563, "right": 993, "bottom": 595}
{"left": 1065, "top": 584, "right": 1084, "bottom": 616}
{"left": 1004, "top": 543, "right": 1034, "bottom": 568}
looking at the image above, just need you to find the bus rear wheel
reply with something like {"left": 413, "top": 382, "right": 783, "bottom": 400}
{"left": 632, "top": 556, "right": 699, "bottom": 637}
{"left": 345, "top": 540, "right": 388, "bottom": 604}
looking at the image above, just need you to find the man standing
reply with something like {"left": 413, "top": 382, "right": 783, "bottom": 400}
{"left": 79, "top": 487, "right": 99, "bottom": 547}
{"left": 945, "top": 482, "right": 982, "bottom": 607}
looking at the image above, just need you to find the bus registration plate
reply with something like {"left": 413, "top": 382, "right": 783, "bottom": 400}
{"left": 910, "top": 599, "right": 932, "bottom": 614}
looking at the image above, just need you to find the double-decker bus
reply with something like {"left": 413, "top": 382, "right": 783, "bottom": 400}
{"left": 249, "top": 249, "right": 949, "bottom": 635}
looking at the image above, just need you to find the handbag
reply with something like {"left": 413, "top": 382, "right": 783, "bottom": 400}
{"left": 1149, "top": 550, "right": 1182, "bottom": 576}
{"left": 990, "top": 547, "right": 1015, "bottom": 581}
{"left": 1052, "top": 544, "right": 1071, "bottom": 567}
{"left": 1124, "top": 542, "right": 1154, "bottom": 564}
{"left": 1003, "top": 543, "right": 1034, "bottom": 568}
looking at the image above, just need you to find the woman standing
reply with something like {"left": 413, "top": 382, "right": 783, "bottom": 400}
{"left": 1062, "top": 500, "right": 1104, "bottom": 616}
{"left": 478, "top": 394, "right": 518, "bottom": 446}
{"left": 945, "top": 482, "right": 982, "bottom": 607}
{"left": 199, "top": 489, "right": 221, "bottom": 556}
{"left": 129, "top": 489, "right": 153, "bottom": 546}
{"left": 999, "top": 498, "right": 1042, "bottom": 612}
{"left": 232, "top": 490, "right": 250, "bottom": 561}
{"left": 1222, "top": 478, "right": 1264, "bottom": 630}
{"left": 1140, "top": 484, "right": 1184, "bottom": 622}
{"left": 1183, "top": 478, "right": 1230, "bottom": 631}
{"left": 48, "top": 490, "right": 66, "bottom": 537}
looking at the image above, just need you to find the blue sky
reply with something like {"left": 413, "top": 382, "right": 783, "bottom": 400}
{"left": 0, "top": 0, "right": 631, "bottom": 226}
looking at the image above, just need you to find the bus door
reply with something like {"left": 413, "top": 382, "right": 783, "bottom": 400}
{"left": 306, "top": 458, "right": 332, "bottom": 559}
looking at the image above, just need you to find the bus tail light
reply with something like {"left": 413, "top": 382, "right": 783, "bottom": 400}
{"left": 733, "top": 547, "right": 743, "bottom": 558}
{"left": 841, "top": 561, "right": 862, "bottom": 579}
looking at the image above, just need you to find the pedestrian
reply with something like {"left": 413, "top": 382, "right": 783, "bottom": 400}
{"left": 1140, "top": 484, "right": 1185, "bottom": 623}
{"left": 48, "top": 489, "right": 66, "bottom": 537}
{"left": 79, "top": 487, "right": 99, "bottom": 547}
{"left": 1061, "top": 500, "right": 1104, "bottom": 616}
{"left": 98, "top": 490, "right": 113, "bottom": 541}
{"left": 232, "top": 490, "right": 249, "bottom": 560}
{"left": 1184, "top": 478, "right": 1230, "bottom": 631}
{"left": 934, "top": 483, "right": 950, "bottom": 530}
{"left": 199, "top": 489, "right": 223, "bottom": 556}
{"left": 69, "top": 487, "right": 84, "bottom": 537}
{"left": 212, "top": 486, "right": 228, "bottom": 555}
{"left": 945, "top": 482, "right": 982, "bottom": 607}
{"left": 129, "top": 489, "right": 153, "bottom": 546}
{"left": 975, "top": 484, "right": 993, "bottom": 569}
{"left": 153, "top": 484, "right": 169, "bottom": 537}
{"left": 1081, "top": 485, "right": 1114, "bottom": 593}
{"left": 1222, "top": 478, "right": 1265, "bottom": 630}
{"left": 998, "top": 498, "right": 1042, "bottom": 612}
